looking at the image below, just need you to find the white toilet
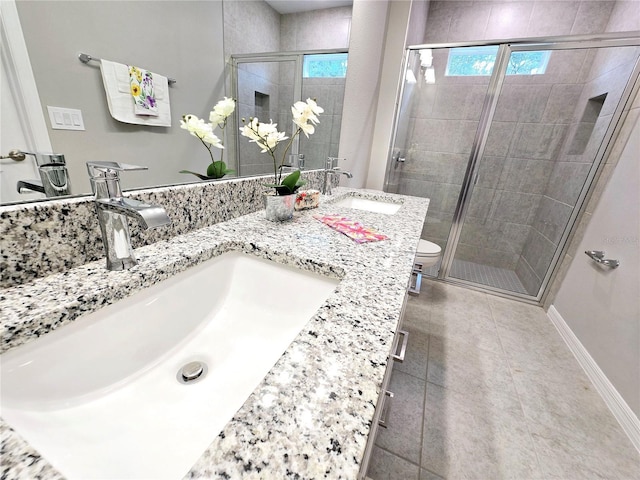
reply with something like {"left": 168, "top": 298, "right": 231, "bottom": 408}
{"left": 409, "top": 239, "right": 442, "bottom": 296}
{"left": 415, "top": 239, "right": 442, "bottom": 268}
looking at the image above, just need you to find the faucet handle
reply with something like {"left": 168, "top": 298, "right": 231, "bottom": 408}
{"left": 327, "top": 157, "right": 347, "bottom": 169}
{"left": 87, "top": 162, "right": 148, "bottom": 198}
{"left": 86, "top": 161, "right": 147, "bottom": 178}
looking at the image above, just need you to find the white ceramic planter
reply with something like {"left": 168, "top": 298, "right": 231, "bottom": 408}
{"left": 263, "top": 193, "right": 295, "bottom": 222}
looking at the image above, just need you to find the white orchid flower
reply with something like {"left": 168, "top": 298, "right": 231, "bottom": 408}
{"left": 297, "top": 121, "right": 315, "bottom": 137}
{"left": 209, "top": 97, "right": 236, "bottom": 125}
{"left": 180, "top": 114, "right": 223, "bottom": 148}
{"left": 239, "top": 118, "right": 261, "bottom": 142}
{"left": 292, "top": 98, "right": 323, "bottom": 137}
{"left": 305, "top": 98, "right": 324, "bottom": 116}
{"left": 240, "top": 118, "right": 288, "bottom": 153}
{"left": 239, "top": 98, "right": 322, "bottom": 190}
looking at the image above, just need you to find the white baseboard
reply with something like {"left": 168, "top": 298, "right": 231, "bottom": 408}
{"left": 547, "top": 305, "right": 640, "bottom": 452}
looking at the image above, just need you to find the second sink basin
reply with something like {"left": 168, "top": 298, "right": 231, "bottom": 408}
{"left": 1, "top": 250, "right": 340, "bottom": 480}
{"left": 333, "top": 195, "right": 402, "bottom": 214}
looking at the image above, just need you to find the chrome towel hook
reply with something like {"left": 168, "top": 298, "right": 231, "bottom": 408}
{"left": 585, "top": 250, "right": 620, "bottom": 269}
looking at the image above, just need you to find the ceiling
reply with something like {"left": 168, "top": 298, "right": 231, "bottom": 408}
{"left": 264, "top": 0, "right": 353, "bottom": 15}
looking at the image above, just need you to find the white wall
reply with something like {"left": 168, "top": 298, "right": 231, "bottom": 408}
{"left": 552, "top": 91, "right": 640, "bottom": 417}
{"left": 546, "top": 0, "right": 640, "bottom": 419}
{"left": 337, "top": 0, "right": 390, "bottom": 187}
{"left": 15, "top": 0, "right": 226, "bottom": 195}
{"left": 280, "top": 6, "right": 352, "bottom": 51}
{"left": 365, "top": 0, "right": 416, "bottom": 190}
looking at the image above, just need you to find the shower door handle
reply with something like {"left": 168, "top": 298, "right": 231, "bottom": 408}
{"left": 392, "top": 151, "right": 406, "bottom": 163}
{"left": 471, "top": 168, "right": 480, "bottom": 186}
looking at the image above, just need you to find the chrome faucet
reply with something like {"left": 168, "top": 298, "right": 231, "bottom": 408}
{"left": 87, "top": 161, "right": 171, "bottom": 271}
{"left": 17, "top": 179, "right": 46, "bottom": 195}
{"left": 2, "top": 150, "right": 72, "bottom": 197}
{"left": 322, "top": 157, "right": 353, "bottom": 195}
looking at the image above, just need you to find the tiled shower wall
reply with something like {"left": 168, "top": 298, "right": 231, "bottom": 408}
{"left": 517, "top": 8, "right": 640, "bottom": 293}
{"left": 396, "top": 0, "right": 622, "bottom": 288}
{"left": 457, "top": 50, "right": 599, "bottom": 273}
{"left": 222, "top": 1, "right": 281, "bottom": 176}
{"left": 281, "top": 7, "right": 351, "bottom": 170}
{"left": 301, "top": 77, "right": 346, "bottom": 169}
{"left": 236, "top": 61, "right": 286, "bottom": 176}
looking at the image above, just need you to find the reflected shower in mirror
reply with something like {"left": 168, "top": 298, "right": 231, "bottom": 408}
{"left": 231, "top": 51, "right": 347, "bottom": 177}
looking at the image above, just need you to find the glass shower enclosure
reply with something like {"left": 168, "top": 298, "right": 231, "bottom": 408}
{"left": 385, "top": 33, "right": 640, "bottom": 302}
{"left": 229, "top": 50, "right": 348, "bottom": 177}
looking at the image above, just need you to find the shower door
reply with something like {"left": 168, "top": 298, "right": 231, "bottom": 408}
{"left": 231, "top": 50, "right": 348, "bottom": 176}
{"left": 385, "top": 46, "right": 497, "bottom": 276}
{"left": 232, "top": 55, "right": 301, "bottom": 178}
{"left": 387, "top": 34, "right": 640, "bottom": 302}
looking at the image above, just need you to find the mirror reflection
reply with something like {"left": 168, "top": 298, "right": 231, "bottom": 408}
{"left": 0, "top": 0, "right": 352, "bottom": 205}
{"left": 231, "top": 50, "right": 347, "bottom": 177}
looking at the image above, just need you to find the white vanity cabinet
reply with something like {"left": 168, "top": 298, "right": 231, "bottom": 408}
{"left": 358, "top": 288, "right": 411, "bottom": 479}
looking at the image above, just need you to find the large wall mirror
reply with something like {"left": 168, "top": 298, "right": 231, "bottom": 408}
{"left": 0, "top": 0, "right": 352, "bottom": 205}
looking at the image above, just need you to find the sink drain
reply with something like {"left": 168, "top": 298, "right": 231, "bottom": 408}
{"left": 177, "top": 361, "right": 208, "bottom": 384}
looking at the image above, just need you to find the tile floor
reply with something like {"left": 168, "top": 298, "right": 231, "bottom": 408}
{"left": 366, "top": 279, "right": 639, "bottom": 480}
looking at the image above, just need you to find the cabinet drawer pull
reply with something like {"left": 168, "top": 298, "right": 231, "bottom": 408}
{"left": 392, "top": 330, "right": 409, "bottom": 362}
{"left": 378, "top": 390, "right": 394, "bottom": 428}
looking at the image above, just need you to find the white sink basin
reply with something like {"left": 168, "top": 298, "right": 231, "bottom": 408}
{"left": 1, "top": 251, "right": 340, "bottom": 480}
{"left": 333, "top": 195, "right": 402, "bottom": 214}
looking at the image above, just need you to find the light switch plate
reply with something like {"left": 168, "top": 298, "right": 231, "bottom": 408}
{"left": 47, "top": 106, "right": 85, "bottom": 130}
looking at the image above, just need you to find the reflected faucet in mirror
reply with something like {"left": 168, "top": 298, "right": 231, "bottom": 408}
{"left": 87, "top": 162, "right": 171, "bottom": 271}
{"left": 2, "top": 150, "right": 72, "bottom": 198}
{"left": 322, "top": 157, "right": 353, "bottom": 195}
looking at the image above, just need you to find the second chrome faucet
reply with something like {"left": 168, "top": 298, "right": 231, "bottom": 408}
{"left": 87, "top": 162, "right": 171, "bottom": 271}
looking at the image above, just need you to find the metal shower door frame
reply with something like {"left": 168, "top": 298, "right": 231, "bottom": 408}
{"left": 391, "top": 32, "right": 640, "bottom": 303}
{"left": 230, "top": 53, "right": 302, "bottom": 177}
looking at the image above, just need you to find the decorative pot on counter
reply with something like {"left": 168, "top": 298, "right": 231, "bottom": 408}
{"left": 264, "top": 193, "right": 296, "bottom": 222}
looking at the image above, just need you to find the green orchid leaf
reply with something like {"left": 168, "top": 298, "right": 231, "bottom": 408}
{"left": 207, "top": 161, "right": 231, "bottom": 179}
{"left": 179, "top": 170, "right": 213, "bottom": 181}
{"left": 281, "top": 170, "right": 301, "bottom": 192}
{"left": 264, "top": 183, "right": 291, "bottom": 195}
{"left": 264, "top": 170, "right": 306, "bottom": 195}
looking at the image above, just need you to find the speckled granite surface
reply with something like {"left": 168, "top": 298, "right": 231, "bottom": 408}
{"left": 0, "top": 171, "right": 330, "bottom": 288}
{"left": 0, "top": 188, "right": 429, "bottom": 480}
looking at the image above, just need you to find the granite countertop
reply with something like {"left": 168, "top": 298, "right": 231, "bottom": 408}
{"left": 0, "top": 188, "right": 429, "bottom": 480}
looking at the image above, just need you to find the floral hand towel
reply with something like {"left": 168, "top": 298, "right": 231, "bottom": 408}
{"left": 128, "top": 66, "right": 158, "bottom": 116}
{"left": 313, "top": 214, "right": 389, "bottom": 244}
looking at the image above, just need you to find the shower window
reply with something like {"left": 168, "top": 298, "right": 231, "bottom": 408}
{"left": 303, "top": 53, "right": 348, "bottom": 78}
{"left": 446, "top": 46, "right": 550, "bottom": 76}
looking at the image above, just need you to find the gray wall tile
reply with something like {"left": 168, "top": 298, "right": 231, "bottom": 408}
{"left": 571, "top": 0, "right": 615, "bottom": 35}
{"left": 527, "top": 1, "right": 581, "bottom": 37}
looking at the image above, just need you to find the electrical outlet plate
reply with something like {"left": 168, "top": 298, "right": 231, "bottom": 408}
{"left": 47, "top": 106, "right": 85, "bottom": 131}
